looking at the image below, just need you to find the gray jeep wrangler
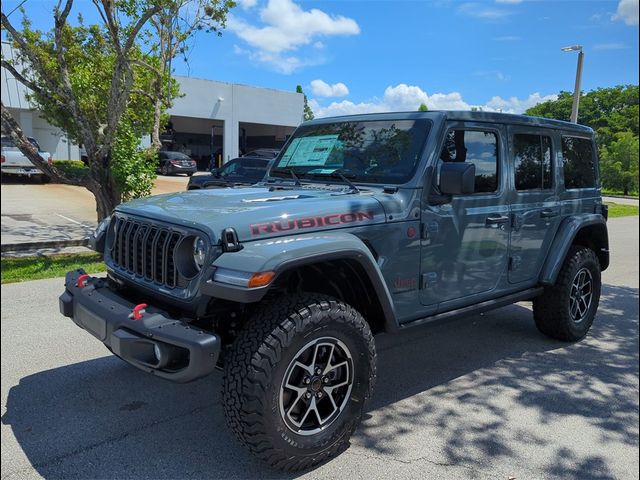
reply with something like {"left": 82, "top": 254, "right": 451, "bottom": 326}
{"left": 60, "top": 111, "right": 609, "bottom": 471}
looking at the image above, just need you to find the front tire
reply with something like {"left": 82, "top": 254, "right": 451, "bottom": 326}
{"left": 223, "top": 294, "right": 376, "bottom": 471}
{"left": 161, "top": 164, "right": 169, "bottom": 176}
{"left": 533, "top": 246, "right": 601, "bottom": 341}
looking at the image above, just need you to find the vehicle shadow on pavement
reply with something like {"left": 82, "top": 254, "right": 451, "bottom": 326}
{"left": 2, "top": 284, "right": 637, "bottom": 479}
{"left": 359, "top": 283, "right": 639, "bottom": 479}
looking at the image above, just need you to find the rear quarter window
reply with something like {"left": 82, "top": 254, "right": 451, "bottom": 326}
{"left": 562, "top": 136, "right": 596, "bottom": 189}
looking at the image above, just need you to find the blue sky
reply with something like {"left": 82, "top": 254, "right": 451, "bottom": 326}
{"left": 3, "top": 0, "right": 639, "bottom": 116}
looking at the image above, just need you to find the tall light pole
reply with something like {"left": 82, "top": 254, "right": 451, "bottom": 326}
{"left": 561, "top": 45, "right": 584, "bottom": 123}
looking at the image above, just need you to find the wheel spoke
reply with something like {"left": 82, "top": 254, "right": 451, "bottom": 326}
{"left": 309, "top": 343, "right": 321, "bottom": 371}
{"left": 321, "top": 344, "right": 335, "bottom": 374}
{"left": 286, "top": 390, "right": 306, "bottom": 422}
{"left": 570, "top": 298, "right": 580, "bottom": 318}
{"left": 297, "top": 396, "right": 316, "bottom": 427}
{"left": 324, "top": 360, "right": 348, "bottom": 375}
{"left": 292, "top": 360, "right": 314, "bottom": 376}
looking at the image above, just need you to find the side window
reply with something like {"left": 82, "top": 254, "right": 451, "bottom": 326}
{"left": 439, "top": 129, "right": 499, "bottom": 193}
{"left": 562, "top": 136, "right": 596, "bottom": 189}
{"left": 513, "top": 134, "right": 553, "bottom": 191}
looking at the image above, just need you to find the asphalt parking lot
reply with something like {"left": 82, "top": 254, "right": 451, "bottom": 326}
{"left": 1, "top": 216, "right": 638, "bottom": 480}
{"left": 0, "top": 175, "right": 194, "bottom": 247}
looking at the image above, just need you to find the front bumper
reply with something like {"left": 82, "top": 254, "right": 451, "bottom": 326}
{"left": 59, "top": 270, "right": 220, "bottom": 382}
{"left": 1, "top": 166, "right": 43, "bottom": 176}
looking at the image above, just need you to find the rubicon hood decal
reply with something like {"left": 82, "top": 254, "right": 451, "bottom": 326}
{"left": 250, "top": 211, "right": 375, "bottom": 236}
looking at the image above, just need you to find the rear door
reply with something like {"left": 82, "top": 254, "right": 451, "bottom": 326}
{"left": 507, "top": 127, "right": 561, "bottom": 284}
{"left": 420, "top": 122, "right": 510, "bottom": 309}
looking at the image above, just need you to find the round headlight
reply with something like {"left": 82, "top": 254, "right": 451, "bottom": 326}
{"left": 193, "top": 236, "right": 207, "bottom": 271}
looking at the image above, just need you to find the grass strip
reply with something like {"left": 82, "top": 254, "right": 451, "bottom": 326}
{"left": 605, "top": 203, "right": 639, "bottom": 218}
{"left": 1, "top": 252, "right": 105, "bottom": 284}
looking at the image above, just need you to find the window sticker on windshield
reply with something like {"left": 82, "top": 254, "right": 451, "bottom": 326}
{"left": 281, "top": 135, "right": 340, "bottom": 166}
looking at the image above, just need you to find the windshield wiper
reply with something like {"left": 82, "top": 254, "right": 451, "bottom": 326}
{"left": 309, "top": 169, "right": 360, "bottom": 193}
{"left": 270, "top": 167, "right": 302, "bottom": 186}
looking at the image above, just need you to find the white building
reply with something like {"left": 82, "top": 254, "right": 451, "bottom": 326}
{"left": 1, "top": 41, "right": 303, "bottom": 167}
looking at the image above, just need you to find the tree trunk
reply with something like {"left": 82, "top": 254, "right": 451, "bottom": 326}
{"left": 86, "top": 152, "right": 121, "bottom": 222}
{"left": 151, "top": 92, "right": 163, "bottom": 150}
{"left": 151, "top": 80, "right": 163, "bottom": 150}
{"left": 92, "top": 184, "right": 120, "bottom": 221}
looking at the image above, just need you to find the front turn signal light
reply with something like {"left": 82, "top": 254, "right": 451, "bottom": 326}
{"left": 247, "top": 271, "right": 275, "bottom": 288}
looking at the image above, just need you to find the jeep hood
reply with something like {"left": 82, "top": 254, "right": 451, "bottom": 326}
{"left": 116, "top": 187, "right": 386, "bottom": 243}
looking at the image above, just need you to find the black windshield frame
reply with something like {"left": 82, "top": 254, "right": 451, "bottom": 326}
{"left": 270, "top": 119, "right": 432, "bottom": 186}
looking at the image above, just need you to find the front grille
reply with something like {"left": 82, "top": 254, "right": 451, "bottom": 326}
{"left": 110, "top": 217, "right": 185, "bottom": 288}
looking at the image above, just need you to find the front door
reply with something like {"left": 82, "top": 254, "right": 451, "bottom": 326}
{"left": 420, "top": 123, "right": 510, "bottom": 309}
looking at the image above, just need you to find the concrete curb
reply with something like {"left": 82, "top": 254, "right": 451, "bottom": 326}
{"left": 1, "top": 238, "right": 89, "bottom": 253}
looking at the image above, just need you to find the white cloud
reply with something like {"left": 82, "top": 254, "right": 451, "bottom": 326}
{"left": 494, "top": 35, "right": 521, "bottom": 41}
{"left": 310, "top": 80, "right": 349, "bottom": 97}
{"left": 228, "top": 0, "right": 360, "bottom": 73}
{"left": 457, "top": 2, "right": 514, "bottom": 20}
{"left": 485, "top": 92, "right": 557, "bottom": 112}
{"left": 612, "top": 0, "right": 639, "bottom": 26}
{"left": 495, "top": 0, "right": 523, "bottom": 4}
{"left": 311, "top": 84, "right": 557, "bottom": 118}
{"left": 236, "top": 0, "right": 258, "bottom": 9}
{"left": 593, "top": 42, "right": 629, "bottom": 50}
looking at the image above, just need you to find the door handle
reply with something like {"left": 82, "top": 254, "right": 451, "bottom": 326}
{"left": 540, "top": 209, "right": 559, "bottom": 218}
{"left": 486, "top": 215, "right": 510, "bottom": 226}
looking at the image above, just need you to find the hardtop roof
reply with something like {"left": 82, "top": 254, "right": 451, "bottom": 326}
{"left": 305, "top": 110, "right": 593, "bottom": 135}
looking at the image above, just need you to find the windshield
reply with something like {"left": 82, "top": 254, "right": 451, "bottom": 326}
{"left": 271, "top": 119, "right": 430, "bottom": 184}
{"left": 219, "top": 158, "right": 269, "bottom": 180}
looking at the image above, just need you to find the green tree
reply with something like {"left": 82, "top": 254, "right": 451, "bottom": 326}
{"left": 1, "top": 1, "right": 169, "bottom": 221}
{"left": 526, "top": 85, "right": 639, "bottom": 193}
{"left": 600, "top": 132, "right": 639, "bottom": 195}
{"left": 526, "top": 85, "right": 639, "bottom": 145}
{"left": 418, "top": 103, "right": 428, "bottom": 112}
{"left": 142, "top": 0, "right": 234, "bottom": 148}
{"left": 296, "top": 85, "right": 314, "bottom": 121}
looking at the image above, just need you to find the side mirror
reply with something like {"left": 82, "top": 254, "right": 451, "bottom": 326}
{"left": 210, "top": 167, "right": 219, "bottom": 176}
{"left": 440, "top": 162, "right": 475, "bottom": 195}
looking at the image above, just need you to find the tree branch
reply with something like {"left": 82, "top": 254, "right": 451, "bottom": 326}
{"left": 122, "top": 4, "right": 162, "bottom": 55}
{"left": 0, "top": 59, "right": 66, "bottom": 110}
{"left": 130, "top": 58, "right": 162, "bottom": 78}
{"left": 95, "top": 0, "right": 123, "bottom": 56}
{"left": 131, "top": 88, "right": 155, "bottom": 102}
{"left": 52, "top": 0, "right": 96, "bottom": 153}
{"left": 1, "top": 101, "right": 87, "bottom": 187}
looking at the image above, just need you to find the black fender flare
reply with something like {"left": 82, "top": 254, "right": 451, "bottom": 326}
{"left": 539, "top": 214, "right": 609, "bottom": 285}
{"left": 202, "top": 232, "right": 400, "bottom": 332}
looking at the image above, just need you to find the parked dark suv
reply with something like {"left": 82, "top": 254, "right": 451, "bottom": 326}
{"left": 186, "top": 156, "right": 271, "bottom": 190}
{"left": 157, "top": 151, "right": 197, "bottom": 176}
{"left": 61, "top": 111, "right": 608, "bottom": 472}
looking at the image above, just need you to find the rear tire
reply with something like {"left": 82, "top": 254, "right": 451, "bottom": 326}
{"left": 533, "top": 246, "right": 601, "bottom": 341}
{"left": 223, "top": 294, "right": 376, "bottom": 471}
